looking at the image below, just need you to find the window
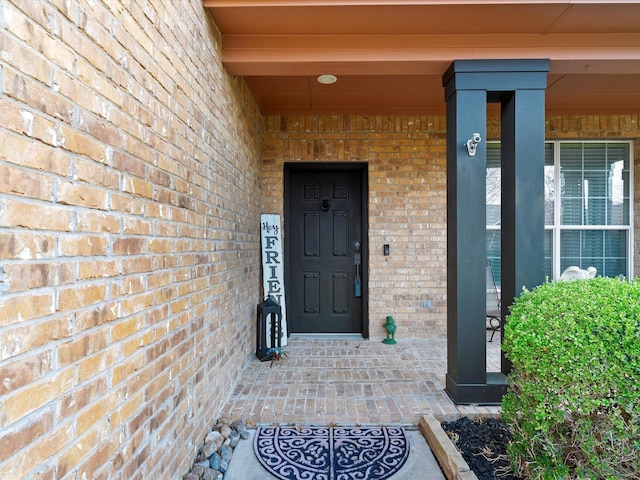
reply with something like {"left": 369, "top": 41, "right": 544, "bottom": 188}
{"left": 486, "top": 141, "right": 633, "bottom": 285}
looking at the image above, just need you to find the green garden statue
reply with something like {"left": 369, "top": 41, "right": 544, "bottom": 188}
{"left": 382, "top": 316, "right": 397, "bottom": 344}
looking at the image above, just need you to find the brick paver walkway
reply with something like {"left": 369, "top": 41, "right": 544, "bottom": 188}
{"left": 220, "top": 335, "right": 501, "bottom": 426}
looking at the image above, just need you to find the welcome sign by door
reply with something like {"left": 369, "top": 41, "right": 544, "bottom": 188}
{"left": 260, "top": 214, "right": 288, "bottom": 347}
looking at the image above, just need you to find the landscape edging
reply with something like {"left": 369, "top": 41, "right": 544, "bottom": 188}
{"left": 418, "top": 414, "right": 479, "bottom": 480}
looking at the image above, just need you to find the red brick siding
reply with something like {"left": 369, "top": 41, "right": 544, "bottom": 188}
{"left": 0, "top": 1, "right": 263, "bottom": 478}
{"left": 263, "top": 114, "right": 639, "bottom": 340}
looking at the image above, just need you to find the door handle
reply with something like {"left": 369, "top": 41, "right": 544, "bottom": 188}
{"left": 354, "top": 242, "right": 361, "bottom": 297}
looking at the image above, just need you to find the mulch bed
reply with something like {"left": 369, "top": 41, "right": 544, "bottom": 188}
{"left": 442, "top": 417, "right": 522, "bottom": 480}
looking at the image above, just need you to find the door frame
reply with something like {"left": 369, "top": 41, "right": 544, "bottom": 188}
{"left": 284, "top": 162, "right": 369, "bottom": 338}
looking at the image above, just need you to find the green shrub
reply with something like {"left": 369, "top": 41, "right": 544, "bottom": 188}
{"left": 502, "top": 277, "right": 640, "bottom": 479}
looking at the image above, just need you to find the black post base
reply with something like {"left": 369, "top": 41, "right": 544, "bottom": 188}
{"left": 445, "top": 372, "right": 508, "bottom": 406}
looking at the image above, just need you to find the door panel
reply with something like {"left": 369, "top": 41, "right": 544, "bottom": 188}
{"left": 287, "top": 169, "right": 364, "bottom": 334}
{"left": 303, "top": 272, "right": 320, "bottom": 314}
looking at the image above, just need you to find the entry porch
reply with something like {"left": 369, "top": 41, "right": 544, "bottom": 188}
{"left": 220, "top": 335, "right": 501, "bottom": 426}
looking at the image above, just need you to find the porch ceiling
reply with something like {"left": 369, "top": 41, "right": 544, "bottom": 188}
{"left": 203, "top": 1, "right": 640, "bottom": 115}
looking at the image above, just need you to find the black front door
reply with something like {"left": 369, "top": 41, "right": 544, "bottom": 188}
{"left": 285, "top": 165, "right": 366, "bottom": 335}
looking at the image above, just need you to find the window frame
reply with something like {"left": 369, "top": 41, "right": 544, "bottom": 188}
{"left": 486, "top": 140, "right": 634, "bottom": 282}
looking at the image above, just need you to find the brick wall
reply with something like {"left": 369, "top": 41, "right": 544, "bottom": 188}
{"left": 263, "top": 114, "right": 639, "bottom": 340}
{"left": 263, "top": 116, "right": 449, "bottom": 340}
{"left": 1, "top": 1, "right": 638, "bottom": 477}
{"left": 0, "top": 1, "right": 263, "bottom": 479}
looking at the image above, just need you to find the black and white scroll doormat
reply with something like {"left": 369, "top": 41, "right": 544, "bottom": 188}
{"left": 254, "top": 426, "right": 409, "bottom": 480}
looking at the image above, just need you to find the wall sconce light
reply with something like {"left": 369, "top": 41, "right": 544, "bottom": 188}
{"left": 465, "top": 133, "right": 482, "bottom": 156}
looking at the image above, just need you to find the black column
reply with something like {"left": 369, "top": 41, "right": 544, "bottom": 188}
{"left": 443, "top": 59, "right": 549, "bottom": 405}
{"left": 500, "top": 90, "right": 547, "bottom": 374}
{"left": 445, "top": 89, "right": 489, "bottom": 399}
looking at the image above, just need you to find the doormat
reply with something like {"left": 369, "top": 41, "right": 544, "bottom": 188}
{"left": 254, "top": 425, "right": 409, "bottom": 480}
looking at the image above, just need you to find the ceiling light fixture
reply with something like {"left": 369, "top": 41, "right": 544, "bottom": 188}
{"left": 317, "top": 74, "right": 337, "bottom": 85}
